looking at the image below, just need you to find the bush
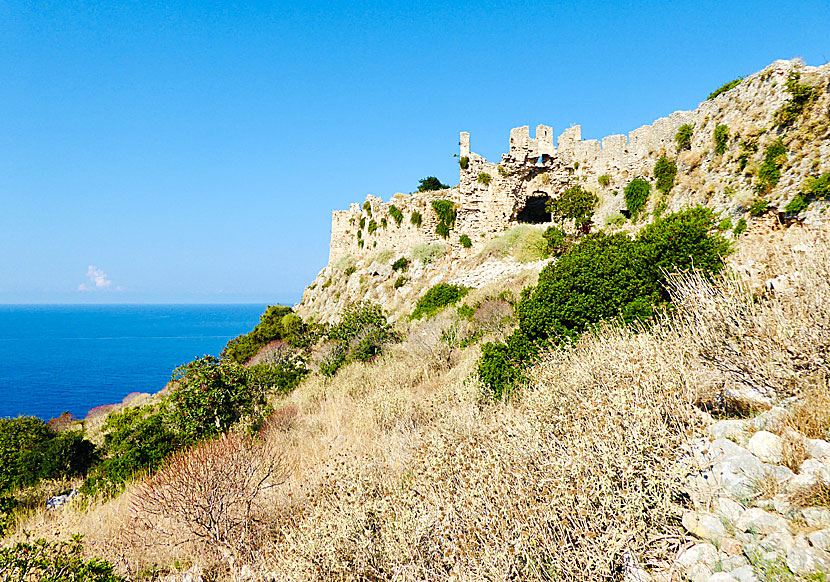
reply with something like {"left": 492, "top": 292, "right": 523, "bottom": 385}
{"left": 360, "top": 217, "right": 366, "bottom": 229}
{"left": 675, "top": 124, "right": 693, "bottom": 151}
{"left": 605, "top": 212, "right": 626, "bottom": 226}
{"left": 418, "top": 176, "right": 449, "bottom": 192}
{"left": 223, "top": 305, "right": 306, "bottom": 364}
{"left": 714, "top": 125, "right": 729, "bottom": 155}
{"left": 477, "top": 172, "right": 492, "bottom": 185}
{"left": 393, "top": 276, "right": 407, "bottom": 289}
{"left": 598, "top": 174, "right": 611, "bottom": 187}
{"left": 0, "top": 417, "right": 96, "bottom": 494}
{"left": 392, "top": 257, "right": 409, "bottom": 271}
{"left": 431, "top": 199, "right": 456, "bottom": 239}
{"left": 477, "top": 331, "right": 539, "bottom": 400}
{"left": 344, "top": 265, "right": 357, "bottom": 277}
{"left": 748, "top": 199, "right": 770, "bottom": 217}
{"left": 482, "top": 225, "right": 547, "bottom": 262}
{"left": 717, "top": 218, "right": 733, "bottom": 231}
{"left": 624, "top": 178, "right": 651, "bottom": 219}
{"left": 167, "top": 357, "right": 270, "bottom": 441}
{"left": 785, "top": 195, "right": 809, "bottom": 215}
{"left": 412, "top": 242, "right": 446, "bottom": 264}
{"left": 733, "top": 217, "right": 747, "bottom": 236}
{"left": 367, "top": 219, "right": 378, "bottom": 234}
{"left": 459, "top": 234, "right": 472, "bottom": 248}
{"left": 654, "top": 157, "right": 677, "bottom": 195}
{"left": 806, "top": 173, "right": 830, "bottom": 199}
{"left": 321, "top": 302, "right": 398, "bottom": 375}
{"left": 459, "top": 156, "right": 469, "bottom": 170}
{"left": 362, "top": 201, "right": 372, "bottom": 215}
{"left": 708, "top": 77, "right": 742, "bottom": 100}
{"left": 389, "top": 205, "right": 403, "bottom": 226}
{"left": 0, "top": 536, "right": 124, "bottom": 581}
{"left": 517, "top": 207, "right": 729, "bottom": 343}
{"left": 776, "top": 71, "right": 818, "bottom": 127}
{"left": 757, "top": 138, "right": 787, "bottom": 192}
{"left": 410, "top": 211, "right": 422, "bottom": 227}
{"left": 542, "top": 226, "right": 569, "bottom": 256}
{"left": 546, "top": 185, "right": 599, "bottom": 232}
{"left": 411, "top": 284, "right": 469, "bottom": 320}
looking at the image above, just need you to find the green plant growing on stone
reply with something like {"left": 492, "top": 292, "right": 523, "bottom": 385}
{"left": 431, "top": 199, "right": 456, "bottom": 239}
{"left": 459, "top": 156, "right": 469, "bottom": 170}
{"left": 392, "top": 257, "right": 409, "bottom": 271}
{"left": 707, "top": 77, "right": 742, "bottom": 100}
{"left": 459, "top": 234, "right": 472, "bottom": 248}
{"left": 412, "top": 242, "right": 445, "bottom": 264}
{"left": 654, "top": 157, "right": 677, "bottom": 195}
{"left": 411, "top": 284, "right": 469, "bottom": 320}
{"left": 598, "top": 174, "right": 611, "bottom": 187}
{"left": 367, "top": 220, "right": 378, "bottom": 234}
{"left": 344, "top": 266, "right": 357, "bottom": 277}
{"left": 717, "top": 218, "right": 733, "bottom": 231}
{"left": 547, "top": 185, "right": 599, "bottom": 233}
{"left": 624, "top": 178, "right": 651, "bottom": 219}
{"left": 477, "top": 172, "right": 492, "bottom": 185}
{"left": 389, "top": 205, "right": 403, "bottom": 226}
{"left": 734, "top": 217, "right": 747, "bottom": 236}
{"left": 393, "top": 276, "right": 407, "bottom": 289}
{"left": 362, "top": 201, "right": 372, "bottom": 216}
{"left": 359, "top": 217, "right": 366, "bottom": 229}
{"left": 605, "top": 212, "right": 626, "bottom": 226}
{"left": 381, "top": 217, "right": 387, "bottom": 229}
{"left": 738, "top": 139, "right": 758, "bottom": 171}
{"left": 749, "top": 199, "right": 770, "bottom": 217}
{"left": 757, "top": 139, "right": 786, "bottom": 193}
{"left": 675, "top": 123, "right": 693, "bottom": 151}
{"left": 775, "top": 71, "right": 818, "bottom": 127}
{"left": 410, "top": 211, "right": 422, "bottom": 227}
{"left": 714, "top": 124, "right": 730, "bottom": 155}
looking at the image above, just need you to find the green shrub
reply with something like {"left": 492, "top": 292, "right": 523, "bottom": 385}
{"left": 459, "top": 234, "right": 472, "bottom": 248}
{"left": 431, "top": 200, "right": 456, "bottom": 239}
{"left": 598, "top": 174, "right": 611, "bottom": 187}
{"left": 738, "top": 139, "right": 758, "bottom": 171}
{"left": 167, "top": 357, "right": 270, "bottom": 441}
{"left": 775, "top": 71, "right": 818, "bottom": 127}
{"left": 477, "top": 331, "right": 539, "bottom": 400}
{"left": 356, "top": 230, "right": 362, "bottom": 240}
{"left": 223, "top": 305, "right": 306, "bottom": 363}
{"left": 358, "top": 239, "right": 364, "bottom": 248}
{"left": 344, "top": 266, "right": 357, "bottom": 277}
{"left": 389, "top": 205, "right": 403, "bottom": 226}
{"left": 410, "top": 211, "right": 422, "bottom": 227}
{"left": 412, "top": 242, "right": 446, "bottom": 264}
{"left": 321, "top": 302, "right": 398, "bottom": 376}
{"left": 605, "top": 212, "right": 626, "bottom": 226}
{"left": 459, "top": 156, "right": 469, "bottom": 170}
{"left": 654, "top": 157, "right": 677, "bottom": 195}
{"left": 392, "top": 257, "right": 409, "bottom": 271}
{"left": 717, "top": 218, "right": 733, "bottom": 231}
{"left": 0, "top": 417, "right": 96, "bottom": 494}
{"left": 546, "top": 185, "right": 599, "bottom": 232}
{"left": 411, "top": 284, "right": 469, "bottom": 320}
{"left": 362, "top": 201, "right": 372, "bottom": 216}
{"left": 418, "top": 176, "right": 449, "bottom": 192}
{"left": 714, "top": 125, "right": 730, "bottom": 155}
{"left": 367, "top": 219, "right": 378, "bottom": 234}
{"left": 734, "top": 217, "right": 748, "bottom": 236}
{"left": 393, "top": 276, "right": 407, "bottom": 289}
{"left": 381, "top": 217, "right": 387, "bottom": 229}
{"left": 757, "top": 139, "right": 786, "bottom": 193}
{"left": 749, "top": 199, "right": 770, "bottom": 217}
{"left": 359, "top": 217, "right": 366, "bottom": 229}
{"left": 516, "top": 207, "right": 728, "bottom": 343}
{"left": 477, "top": 172, "right": 492, "bottom": 185}
{"left": 0, "top": 536, "right": 124, "bottom": 581}
{"left": 806, "top": 172, "right": 830, "bottom": 200}
{"left": 708, "top": 78, "right": 742, "bottom": 100}
{"left": 785, "top": 195, "right": 809, "bottom": 214}
{"left": 542, "top": 226, "right": 569, "bottom": 256}
{"left": 675, "top": 124, "right": 693, "bottom": 151}
{"left": 247, "top": 361, "right": 309, "bottom": 397}
{"left": 624, "top": 178, "right": 651, "bottom": 219}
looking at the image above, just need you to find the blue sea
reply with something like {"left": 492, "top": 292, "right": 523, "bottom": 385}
{"left": 0, "top": 304, "right": 267, "bottom": 420}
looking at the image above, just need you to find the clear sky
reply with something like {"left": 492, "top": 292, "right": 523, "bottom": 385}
{"left": 1, "top": 1, "right": 828, "bottom": 304}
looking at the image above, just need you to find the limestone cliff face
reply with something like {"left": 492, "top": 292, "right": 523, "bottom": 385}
{"left": 298, "top": 59, "right": 830, "bottom": 323}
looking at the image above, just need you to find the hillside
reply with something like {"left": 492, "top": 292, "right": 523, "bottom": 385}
{"left": 2, "top": 58, "right": 830, "bottom": 582}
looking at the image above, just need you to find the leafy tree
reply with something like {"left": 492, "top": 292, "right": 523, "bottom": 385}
{"left": 624, "top": 178, "right": 651, "bottom": 219}
{"left": 546, "top": 185, "right": 599, "bottom": 233}
{"left": 431, "top": 200, "right": 457, "bottom": 239}
{"left": 417, "top": 176, "right": 449, "bottom": 192}
{"left": 223, "top": 305, "right": 307, "bottom": 363}
{"left": 542, "top": 226, "right": 570, "bottom": 256}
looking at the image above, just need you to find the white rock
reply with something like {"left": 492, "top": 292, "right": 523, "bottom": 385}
{"left": 707, "top": 420, "right": 749, "bottom": 442}
{"left": 676, "top": 543, "right": 719, "bottom": 571}
{"left": 708, "top": 439, "right": 767, "bottom": 498}
{"left": 803, "top": 507, "right": 830, "bottom": 529}
{"left": 748, "top": 431, "right": 783, "bottom": 464}
{"left": 758, "top": 531, "right": 795, "bottom": 556}
{"left": 736, "top": 508, "right": 792, "bottom": 535}
{"left": 715, "top": 497, "right": 746, "bottom": 525}
{"left": 809, "top": 529, "right": 830, "bottom": 551}
{"left": 801, "top": 458, "right": 830, "bottom": 481}
{"left": 728, "top": 565, "right": 758, "bottom": 582}
{"left": 807, "top": 439, "right": 830, "bottom": 459}
{"left": 763, "top": 463, "right": 796, "bottom": 484}
{"left": 720, "top": 554, "right": 748, "bottom": 570}
{"left": 786, "top": 547, "right": 830, "bottom": 575}
{"left": 751, "top": 407, "right": 791, "bottom": 432}
{"left": 720, "top": 538, "right": 744, "bottom": 557}
{"left": 683, "top": 511, "right": 728, "bottom": 542}
{"left": 707, "top": 573, "right": 735, "bottom": 582}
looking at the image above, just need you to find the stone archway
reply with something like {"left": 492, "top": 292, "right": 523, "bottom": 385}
{"left": 516, "top": 193, "right": 551, "bottom": 223}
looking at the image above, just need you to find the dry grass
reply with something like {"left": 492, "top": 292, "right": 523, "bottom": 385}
{"left": 791, "top": 480, "right": 830, "bottom": 508}
{"left": 480, "top": 225, "right": 547, "bottom": 262}
{"left": 789, "top": 377, "right": 830, "bottom": 439}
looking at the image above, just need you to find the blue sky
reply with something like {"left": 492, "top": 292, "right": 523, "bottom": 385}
{"left": 1, "top": 1, "right": 828, "bottom": 304}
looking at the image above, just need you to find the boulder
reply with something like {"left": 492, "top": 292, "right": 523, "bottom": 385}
{"left": 751, "top": 407, "right": 791, "bottom": 433}
{"left": 682, "top": 511, "right": 727, "bottom": 542}
{"left": 707, "top": 420, "right": 749, "bottom": 443}
{"left": 676, "top": 543, "right": 719, "bottom": 571}
{"left": 807, "top": 439, "right": 830, "bottom": 459}
{"left": 786, "top": 547, "right": 830, "bottom": 575}
{"left": 747, "top": 431, "right": 783, "bottom": 464}
{"left": 736, "top": 508, "right": 792, "bottom": 535}
{"left": 803, "top": 507, "right": 830, "bottom": 529}
{"left": 809, "top": 529, "right": 830, "bottom": 551}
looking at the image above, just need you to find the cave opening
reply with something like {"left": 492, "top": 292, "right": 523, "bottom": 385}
{"left": 516, "top": 194, "right": 551, "bottom": 224}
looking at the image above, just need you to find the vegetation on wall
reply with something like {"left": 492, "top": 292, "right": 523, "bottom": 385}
{"left": 477, "top": 172, "right": 492, "bottom": 185}
{"left": 714, "top": 124, "right": 730, "bottom": 155}
{"left": 459, "top": 234, "right": 472, "bottom": 248}
{"left": 417, "top": 176, "right": 449, "bottom": 192}
{"left": 431, "top": 199, "right": 457, "bottom": 239}
{"left": 654, "top": 157, "right": 677, "bottom": 195}
{"left": 459, "top": 156, "right": 469, "bottom": 170}
{"left": 389, "top": 205, "right": 403, "bottom": 226}
{"left": 411, "top": 284, "right": 469, "bottom": 320}
{"left": 624, "top": 178, "right": 651, "bottom": 219}
{"left": 707, "top": 77, "right": 742, "bottom": 100}
{"left": 546, "top": 185, "right": 599, "bottom": 233}
{"left": 776, "top": 71, "right": 818, "bottom": 127}
{"left": 410, "top": 211, "right": 422, "bottom": 227}
{"left": 675, "top": 124, "right": 693, "bottom": 151}
{"left": 757, "top": 138, "right": 787, "bottom": 193}
{"left": 362, "top": 201, "right": 372, "bottom": 216}
{"left": 598, "top": 174, "right": 611, "bottom": 187}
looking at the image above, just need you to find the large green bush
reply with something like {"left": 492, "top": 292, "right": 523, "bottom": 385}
{"left": 478, "top": 331, "right": 539, "bottom": 401}
{"left": 0, "top": 536, "right": 123, "bottom": 582}
{"left": 431, "top": 200, "right": 456, "bottom": 239}
{"left": 624, "top": 178, "right": 651, "bottom": 219}
{"left": 389, "top": 205, "right": 404, "bottom": 226}
{"left": 675, "top": 124, "right": 693, "bottom": 151}
{"left": 223, "top": 305, "right": 307, "bottom": 363}
{"left": 321, "top": 302, "right": 398, "bottom": 376}
{"left": 0, "top": 417, "right": 96, "bottom": 494}
{"left": 411, "top": 284, "right": 468, "bottom": 320}
{"left": 546, "top": 185, "right": 598, "bottom": 232}
{"left": 418, "top": 176, "right": 449, "bottom": 192}
{"left": 654, "top": 157, "right": 677, "bottom": 195}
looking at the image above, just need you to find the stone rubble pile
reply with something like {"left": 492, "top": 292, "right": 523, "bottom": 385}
{"left": 656, "top": 407, "right": 830, "bottom": 581}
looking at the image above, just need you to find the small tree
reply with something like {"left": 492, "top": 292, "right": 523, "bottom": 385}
{"left": 654, "top": 157, "right": 677, "bottom": 195}
{"left": 546, "top": 186, "right": 599, "bottom": 233}
{"left": 624, "top": 178, "right": 651, "bottom": 219}
{"left": 417, "top": 176, "right": 449, "bottom": 192}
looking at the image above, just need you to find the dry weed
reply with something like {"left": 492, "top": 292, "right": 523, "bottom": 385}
{"left": 789, "top": 376, "right": 830, "bottom": 439}
{"left": 791, "top": 480, "right": 830, "bottom": 508}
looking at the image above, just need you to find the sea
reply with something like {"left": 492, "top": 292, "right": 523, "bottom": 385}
{"left": 0, "top": 304, "right": 267, "bottom": 420}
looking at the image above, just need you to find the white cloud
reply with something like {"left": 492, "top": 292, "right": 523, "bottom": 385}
{"left": 78, "top": 265, "right": 120, "bottom": 291}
